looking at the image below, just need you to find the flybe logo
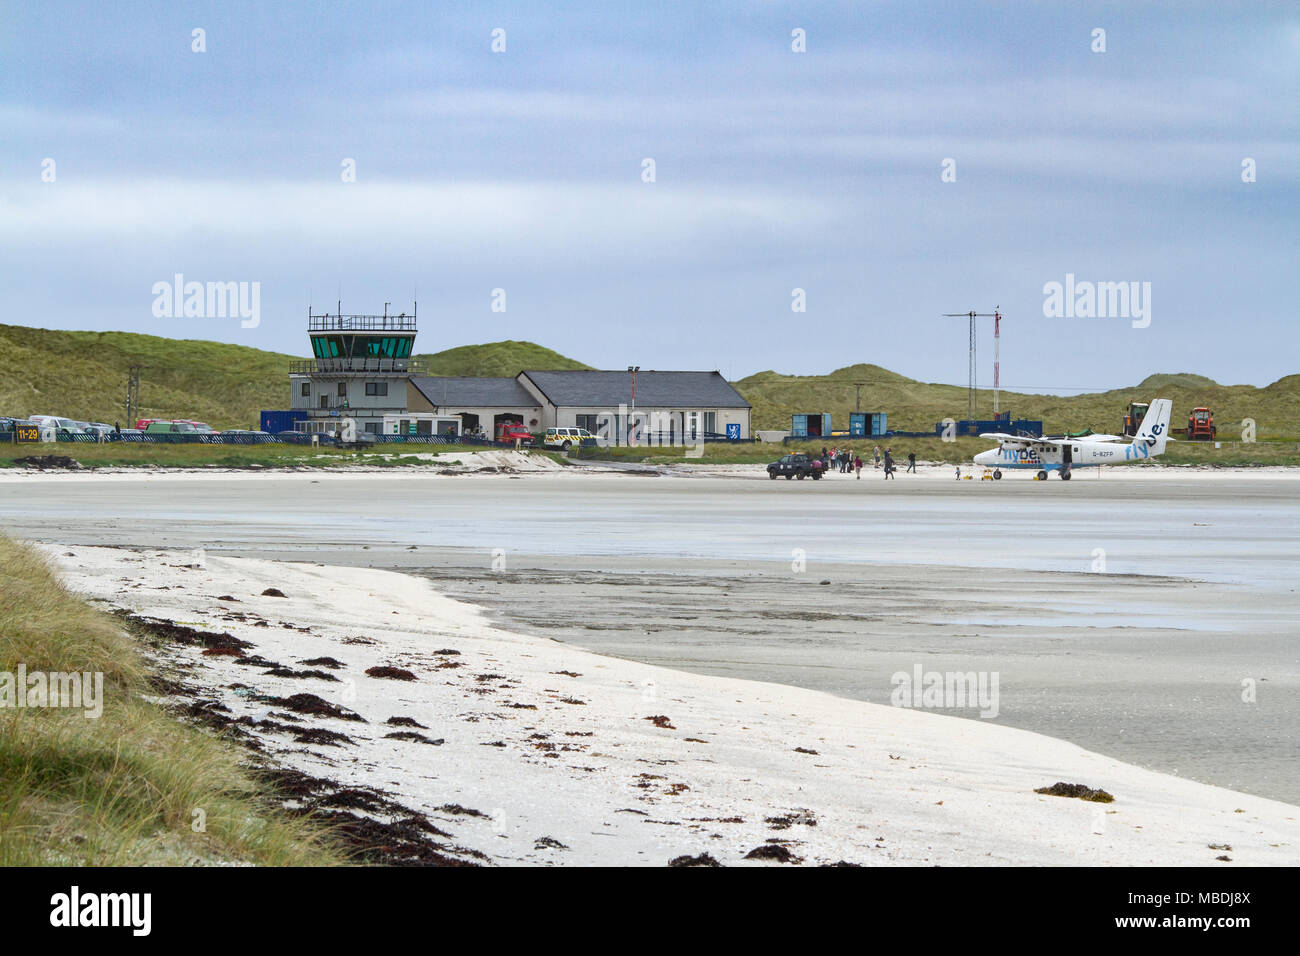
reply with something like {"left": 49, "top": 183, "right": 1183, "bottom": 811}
{"left": 1004, "top": 447, "right": 1041, "bottom": 463}
{"left": 1124, "top": 441, "right": 1152, "bottom": 461}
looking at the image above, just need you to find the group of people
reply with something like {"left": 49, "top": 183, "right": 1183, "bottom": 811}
{"left": 817, "top": 445, "right": 917, "bottom": 479}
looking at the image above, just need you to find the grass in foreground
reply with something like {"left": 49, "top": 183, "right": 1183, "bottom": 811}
{"left": 0, "top": 536, "right": 343, "bottom": 865}
{"left": 0, "top": 442, "right": 495, "bottom": 469}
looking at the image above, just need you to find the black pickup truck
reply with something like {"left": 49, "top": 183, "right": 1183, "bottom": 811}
{"left": 767, "top": 453, "right": 822, "bottom": 480}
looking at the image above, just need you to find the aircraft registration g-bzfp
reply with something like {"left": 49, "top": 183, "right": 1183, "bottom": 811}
{"left": 972, "top": 398, "right": 1172, "bottom": 480}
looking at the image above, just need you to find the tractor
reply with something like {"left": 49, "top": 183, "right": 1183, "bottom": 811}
{"left": 1186, "top": 406, "right": 1216, "bottom": 441}
{"left": 1122, "top": 401, "right": 1149, "bottom": 438}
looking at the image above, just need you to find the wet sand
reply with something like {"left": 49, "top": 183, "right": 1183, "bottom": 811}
{"left": 413, "top": 553, "right": 1300, "bottom": 805}
{"left": 2, "top": 468, "right": 1297, "bottom": 804}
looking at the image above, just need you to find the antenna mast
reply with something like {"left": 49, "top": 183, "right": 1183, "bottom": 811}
{"left": 942, "top": 308, "right": 1003, "bottom": 421}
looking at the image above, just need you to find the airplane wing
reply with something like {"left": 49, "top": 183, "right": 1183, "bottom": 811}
{"left": 981, "top": 433, "right": 1062, "bottom": 448}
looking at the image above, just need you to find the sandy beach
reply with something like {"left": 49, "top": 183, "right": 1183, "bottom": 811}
{"left": 38, "top": 542, "right": 1300, "bottom": 866}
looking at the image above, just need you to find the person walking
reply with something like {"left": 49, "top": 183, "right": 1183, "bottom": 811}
{"left": 883, "top": 447, "right": 895, "bottom": 479}
{"left": 907, "top": 451, "right": 916, "bottom": 474}
{"left": 854, "top": 454, "right": 863, "bottom": 479}
{"left": 873, "top": 445, "right": 881, "bottom": 469}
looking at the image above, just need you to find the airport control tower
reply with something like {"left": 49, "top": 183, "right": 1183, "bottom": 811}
{"left": 289, "top": 304, "right": 425, "bottom": 436}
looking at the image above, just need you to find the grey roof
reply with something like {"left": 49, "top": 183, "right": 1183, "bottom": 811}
{"left": 410, "top": 376, "right": 539, "bottom": 408}
{"left": 521, "top": 370, "right": 751, "bottom": 409}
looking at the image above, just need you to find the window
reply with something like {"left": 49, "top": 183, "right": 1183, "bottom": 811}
{"left": 337, "top": 382, "right": 347, "bottom": 397}
{"left": 363, "top": 422, "right": 378, "bottom": 434}
{"left": 319, "top": 395, "right": 329, "bottom": 409}
{"left": 365, "top": 382, "right": 388, "bottom": 397}
{"left": 703, "top": 412, "right": 717, "bottom": 435}
{"left": 300, "top": 383, "right": 310, "bottom": 397}
{"left": 575, "top": 415, "right": 600, "bottom": 432}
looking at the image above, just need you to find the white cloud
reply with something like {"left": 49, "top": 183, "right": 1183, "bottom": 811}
{"left": 0, "top": 178, "right": 834, "bottom": 260}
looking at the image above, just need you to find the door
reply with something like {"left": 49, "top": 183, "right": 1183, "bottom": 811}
{"left": 1061, "top": 444, "right": 1073, "bottom": 467}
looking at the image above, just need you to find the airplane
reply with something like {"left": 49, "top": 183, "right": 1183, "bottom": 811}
{"left": 972, "top": 398, "right": 1172, "bottom": 480}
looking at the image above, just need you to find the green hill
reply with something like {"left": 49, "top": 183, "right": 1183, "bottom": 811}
{"left": 0, "top": 325, "right": 295, "bottom": 430}
{"left": 0, "top": 327, "right": 591, "bottom": 429}
{"left": 415, "top": 340, "right": 591, "bottom": 377}
{"left": 1, "top": 324, "right": 1295, "bottom": 440}
{"left": 735, "top": 367, "right": 1300, "bottom": 440}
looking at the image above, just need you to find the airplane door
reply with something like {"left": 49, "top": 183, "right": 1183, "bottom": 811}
{"left": 1061, "top": 444, "right": 1073, "bottom": 466}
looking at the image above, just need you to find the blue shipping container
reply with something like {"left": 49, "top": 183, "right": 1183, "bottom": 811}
{"left": 260, "top": 410, "right": 306, "bottom": 433}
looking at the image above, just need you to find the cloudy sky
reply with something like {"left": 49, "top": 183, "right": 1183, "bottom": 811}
{"left": 2, "top": 1, "right": 1296, "bottom": 392}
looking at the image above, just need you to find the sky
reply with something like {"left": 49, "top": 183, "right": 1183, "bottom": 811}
{"left": 2, "top": 1, "right": 1297, "bottom": 393}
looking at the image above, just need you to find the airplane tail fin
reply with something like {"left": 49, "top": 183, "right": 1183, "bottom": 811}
{"left": 1135, "top": 398, "right": 1172, "bottom": 456}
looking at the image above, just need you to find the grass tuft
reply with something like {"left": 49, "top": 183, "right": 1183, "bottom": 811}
{"left": 0, "top": 536, "right": 343, "bottom": 866}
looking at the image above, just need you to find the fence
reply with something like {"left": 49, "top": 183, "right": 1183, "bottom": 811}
{"left": 47, "top": 432, "right": 501, "bottom": 448}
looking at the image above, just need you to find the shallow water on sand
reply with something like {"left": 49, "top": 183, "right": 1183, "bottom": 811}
{"left": 2, "top": 472, "right": 1297, "bottom": 803}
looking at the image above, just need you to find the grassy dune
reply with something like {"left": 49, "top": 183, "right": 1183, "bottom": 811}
{"left": 0, "top": 536, "right": 341, "bottom": 865}
{"left": 737, "top": 365, "right": 1300, "bottom": 440}
{"left": 2, "top": 323, "right": 1297, "bottom": 447}
{"left": 0, "top": 326, "right": 588, "bottom": 430}
{"left": 417, "top": 339, "right": 591, "bottom": 377}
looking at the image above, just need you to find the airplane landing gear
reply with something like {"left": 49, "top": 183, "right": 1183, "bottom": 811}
{"left": 993, "top": 470, "right": 1002, "bottom": 480}
{"left": 1036, "top": 470, "right": 1048, "bottom": 481}
{"left": 1060, "top": 469, "right": 1072, "bottom": 481}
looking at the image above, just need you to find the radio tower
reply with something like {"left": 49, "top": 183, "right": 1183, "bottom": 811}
{"left": 942, "top": 308, "right": 1003, "bottom": 421}
{"left": 992, "top": 307, "right": 1001, "bottom": 416}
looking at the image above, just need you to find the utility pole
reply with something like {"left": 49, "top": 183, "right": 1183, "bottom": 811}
{"left": 942, "top": 308, "right": 1003, "bottom": 421}
{"left": 627, "top": 366, "right": 640, "bottom": 447}
{"left": 125, "top": 365, "right": 150, "bottom": 426}
{"left": 853, "top": 382, "right": 866, "bottom": 412}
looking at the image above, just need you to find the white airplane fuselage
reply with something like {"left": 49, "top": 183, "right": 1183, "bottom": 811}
{"left": 973, "top": 438, "right": 1160, "bottom": 471}
{"left": 972, "top": 398, "right": 1172, "bottom": 477}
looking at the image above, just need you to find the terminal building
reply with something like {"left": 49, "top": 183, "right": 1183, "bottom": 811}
{"left": 409, "top": 370, "right": 751, "bottom": 444}
{"left": 284, "top": 305, "right": 751, "bottom": 442}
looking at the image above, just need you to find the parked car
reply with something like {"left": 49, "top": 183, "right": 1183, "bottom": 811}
{"left": 767, "top": 453, "right": 823, "bottom": 480}
{"left": 495, "top": 423, "right": 536, "bottom": 447}
{"left": 28, "top": 415, "right": 89, "bottom": 439}
{"left": 542, "top": 427, "right": 602, "bottom": 450}
{"left": 144, "top": 421, "right": 197, "bottom": 434}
